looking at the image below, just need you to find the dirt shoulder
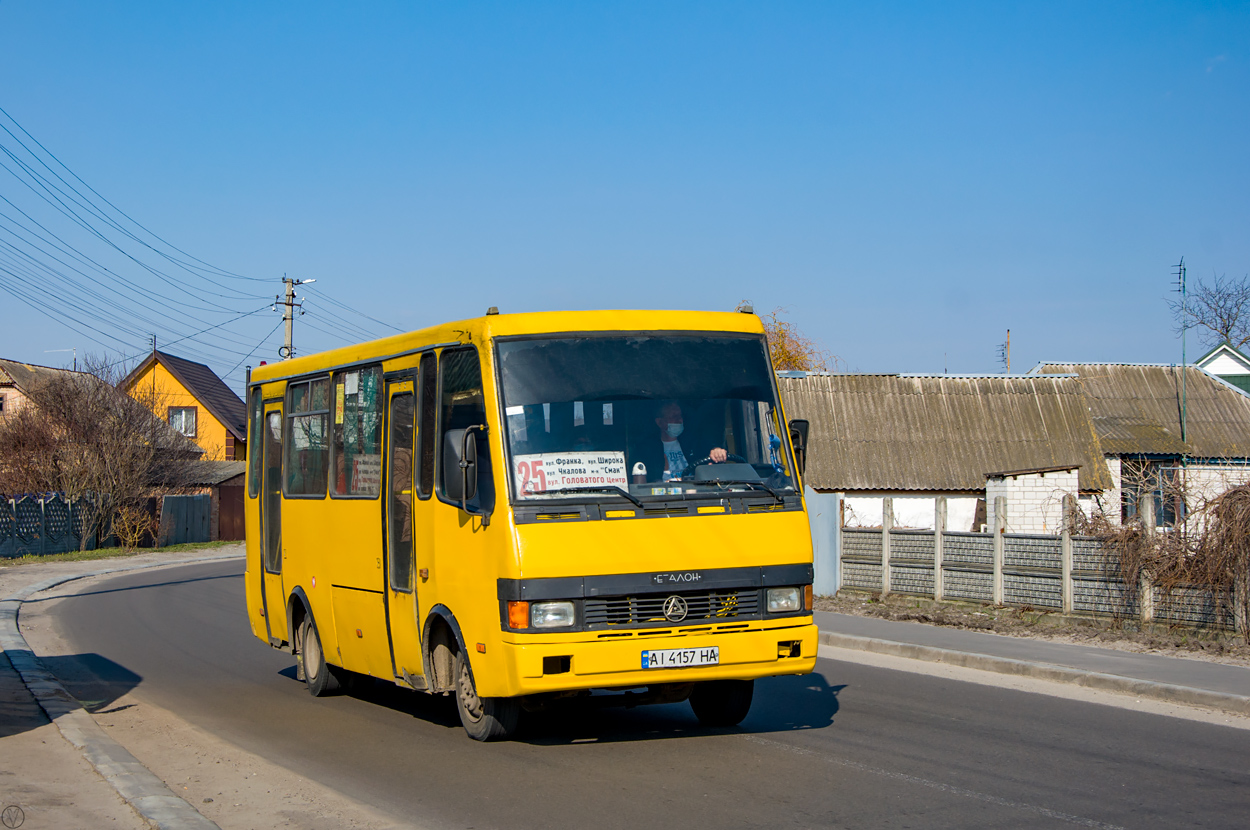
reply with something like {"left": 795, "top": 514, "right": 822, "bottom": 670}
{"left": 0, "top": 543, "right": 244, "bottom": 599}
{"left": 816, "top": 590, "right": 1250, "bottom": 668}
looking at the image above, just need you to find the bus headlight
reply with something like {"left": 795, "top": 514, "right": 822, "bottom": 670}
{"left": 767, "top": 587, "right": 802, "bottom": 613}
{"left": 531, "top": 601, "right": 576, "bottom": 629}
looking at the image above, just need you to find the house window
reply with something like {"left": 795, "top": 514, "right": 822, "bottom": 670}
{"left": 0, "top": 393, "right": 6, "bottom": 415}
{"left": 1121, "top": 459, "right": 1185, "bottom": 527}
{"left": 169, "top": 407, "right": 197, "bottom": 437}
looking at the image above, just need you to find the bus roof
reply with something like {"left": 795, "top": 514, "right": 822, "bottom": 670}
{"left": 249, "top": 309, "right": 766, "bottom": 386}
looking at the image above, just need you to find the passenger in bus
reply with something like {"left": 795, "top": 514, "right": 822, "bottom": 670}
{"left": 632, "top": 401, "right": 727, "bottom": 482}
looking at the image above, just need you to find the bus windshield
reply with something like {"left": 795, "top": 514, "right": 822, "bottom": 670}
{"left": 496, "top": 334, "right": 795, "bottom": 501}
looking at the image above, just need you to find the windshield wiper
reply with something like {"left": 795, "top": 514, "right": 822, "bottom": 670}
{"left": 533, "top": 486, "right": 644, "bottom": 508}
{"left": 702, "top": 479, "right": 787, "bottom": 504}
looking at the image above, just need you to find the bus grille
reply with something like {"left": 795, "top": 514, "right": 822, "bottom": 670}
{"left": 584, "top": 589, "right": 759, "bottom": 627}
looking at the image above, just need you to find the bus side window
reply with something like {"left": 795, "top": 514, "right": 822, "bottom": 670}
{"left": 436, "top": 348, "right": 493, "bottom": 512}
{"left": 331, "top": 365, "right": 383, "bottom": 497}
{"left": 247, "top": 387, "right": 262, "bottom": 498}
{"left": 417, "top": 352, "right": 437, "bottom": 499}
{"left": 285, "top": 377, "right": 330, "bottom": 497}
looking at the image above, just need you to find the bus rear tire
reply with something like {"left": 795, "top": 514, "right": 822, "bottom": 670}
{"left": 300, "top": 616, "right": 343, "bottom": 697}
{"left": 690, "top": 679, "right": 754, "bottom": 727}
{"left": 453, "top": 651, "right": 519, "bottom": 741}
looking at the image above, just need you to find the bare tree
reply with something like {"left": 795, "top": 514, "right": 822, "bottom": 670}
{"left": 0, "top": 354, "right": 200, "bottom": 549}
{"left": 1082, "top": 460, "right": 1250, "bottom": 642}
{"left": 1170, "top": 272, "right": 1250, "bottom": 349}
{"left": 744, "top": 303, "right": 843, "bottom": 372}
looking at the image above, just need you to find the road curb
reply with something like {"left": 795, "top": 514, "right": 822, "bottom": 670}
{"left": 819, "top": 629, "right": 1250, "bottom": 716}
{"left": 1, "top": 554, "right": 244, "bottom": 829}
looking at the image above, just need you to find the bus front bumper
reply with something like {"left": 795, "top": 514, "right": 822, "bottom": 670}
{"left": 495, "top": 619, "right": 818, "bottom": 698}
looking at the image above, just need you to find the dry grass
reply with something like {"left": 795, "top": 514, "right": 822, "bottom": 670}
{"left": 0, "top": 539, "right": 238, "bottom": 568}
{"left": 817, "top": 590, "right": 1250, "bottom": 664}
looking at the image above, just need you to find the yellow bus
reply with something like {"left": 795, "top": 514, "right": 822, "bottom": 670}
{"left": 244, "top": 309, "right": 817, "bottom": 740}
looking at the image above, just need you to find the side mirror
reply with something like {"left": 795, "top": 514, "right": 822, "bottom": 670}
{"left": 442, "top": 425, "right": 489, "bottom": 523}
{"left": 788, "top": 419, "right": 809, "bottom": 477}
{"left": 442, "top": 428, "right": 475, "bottom": 502}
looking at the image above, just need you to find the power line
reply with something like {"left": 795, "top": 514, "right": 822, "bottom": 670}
{"left": 0, "top": 243, "right": 264, "bottom": 356}
{"left": 0, "top": 108, "right": 406, "bottom": 376}
{"left": 0, "top": 154, "right": 265, "bottom": 307}
{"left": 224, "top": 319, "right": 285, "bottom": 380}
{"left": 0, "top": 106, "right": 269, "bottom": 284}
{"left": 302, "top": 283, "right": 405, "bottom": 333}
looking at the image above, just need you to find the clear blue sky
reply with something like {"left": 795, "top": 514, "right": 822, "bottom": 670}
{"left": 1, "top": 1, "right": 1246, "bottom": 391}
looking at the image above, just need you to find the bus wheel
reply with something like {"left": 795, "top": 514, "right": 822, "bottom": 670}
{"left": 689, "top": 679, "right": 754, "bottom": 727}
{"left": 300, "top": 616, "right": 342, "bottom": 697}
{"left": 453, "top": 651, "right": 519, "bottom": 741}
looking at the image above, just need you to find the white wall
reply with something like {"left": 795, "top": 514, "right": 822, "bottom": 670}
{"left": 1201, "top": 351, "right": 1250, "bottom": 376}
{"left": 1096, "top": 456, "right": 1122, "bottom": 525}
{"left": 1184, "top": 463, "right": 1250, "bottom": 507}
{"left": 842, "top": 494, "right": 979, "bottom": 531}
{"left": 985, "top": 469, "right": 1078, "bottom": 534}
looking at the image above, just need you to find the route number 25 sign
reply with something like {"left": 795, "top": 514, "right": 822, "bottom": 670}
{"left": 514, "top": 451, "right": 628, "bottom": 495}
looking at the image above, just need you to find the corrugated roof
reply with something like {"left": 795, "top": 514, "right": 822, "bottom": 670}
{"left": 778, "top": 374, "right": 1111, "bottom": 492}
{"left": 1033, "top": 363, "right": 1250, "bottom": 458}
{"left": 183, "top": 460, "right": 247, "bottom": 486}
{"left": 123, "top": 351, "right": 247, "bottom": 441}
{"left": 0, "top": 358, "right": 79, "bottom": 393}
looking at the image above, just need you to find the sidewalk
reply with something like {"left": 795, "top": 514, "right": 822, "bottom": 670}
{"left": 0, "top": 547, "right": 243, "bottom": 830}
{"left": 815, "top": 610, "right": 1250, "bottom": 714}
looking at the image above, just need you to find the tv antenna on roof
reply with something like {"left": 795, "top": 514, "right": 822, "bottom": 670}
{"left": 1175, "top": 257, "right": 1187, "bottom": 446}
{"left": 997, "top": 330, "right": 1010, "bottom": 373}
{"left": 44, "top": 348, "right": 76, "bottom": 371}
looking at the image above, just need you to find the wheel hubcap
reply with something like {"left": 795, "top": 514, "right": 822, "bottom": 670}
{"left": 457, "top": 660, "right": 483, "bottom": 722}
{"left": 304, "top": 624, "right": 320, "bottom": 680}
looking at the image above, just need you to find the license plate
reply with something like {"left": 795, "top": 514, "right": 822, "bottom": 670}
{"left": 641, "top": 646, "right": 719, "bottom": 669}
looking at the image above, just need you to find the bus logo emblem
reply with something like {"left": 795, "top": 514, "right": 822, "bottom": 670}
{"left": 663, "top": 596, "right": 689, "bottom": 622}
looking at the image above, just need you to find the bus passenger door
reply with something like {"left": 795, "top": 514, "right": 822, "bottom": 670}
{"left": 260, "top": 405, "right": 286, "bottom": 644}
{"left": 384, "top": 381, "right": 423, "bottom": 683}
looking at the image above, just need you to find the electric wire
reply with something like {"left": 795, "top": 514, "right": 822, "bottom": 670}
{"left": 223, "top": 318, "right": 285, "bottom": 381}
{"left": 303, "top": 284, "right": 405, "bottom": 333}
{"left": 0, "top": 108, "right": 407, "bottom": 371}
{"left": 0, "top": 106, "right": 268, "bottom": 283}
{"left": 0, "top": 241, "right": 264, "bottom": 355}
{"left": 0, "top": 155, "right": 263, "bottom": 307}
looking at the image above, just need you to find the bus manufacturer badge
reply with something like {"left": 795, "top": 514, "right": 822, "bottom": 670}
{"left": 662, "top": 595, "right": 689, "bottom": 623}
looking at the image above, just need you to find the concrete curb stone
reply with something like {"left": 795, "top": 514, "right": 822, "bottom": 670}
{"left": 1, "top": 554, "right": 245, "bottom": 830}
{"left": 819, "top": 629, "right": 1250, "bottom": 716}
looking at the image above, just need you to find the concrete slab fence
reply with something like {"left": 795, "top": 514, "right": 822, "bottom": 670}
{"left": 811, "top": 494, "right": 1240, "bottom": 633}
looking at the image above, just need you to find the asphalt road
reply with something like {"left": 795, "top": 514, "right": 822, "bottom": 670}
{"left": 42, "top": 559, "right": 1250, "bottom": 829}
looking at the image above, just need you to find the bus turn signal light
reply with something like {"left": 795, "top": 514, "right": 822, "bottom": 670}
{"left": 507, "top": 601, "right": 529, "bottom": 629}
{"left": 804, "top": 584, "right": 813, "bottom": 611}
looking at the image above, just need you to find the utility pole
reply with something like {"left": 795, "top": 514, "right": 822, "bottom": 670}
{"left": 1175, "top": 257, "right": 1187, "bottom": 446}
{"left": 276, "top": 276, "right": 315, "bottom": 360}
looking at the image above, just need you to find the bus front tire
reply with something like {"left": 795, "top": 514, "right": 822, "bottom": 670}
{"left": 453, "top": 651, "right": 519, "bottom": 741}
{"left": 299, "top": 616, "right": 343, "bottom": 697}
{"left": 690, "top": 679, "right": 754, "bottom": 727}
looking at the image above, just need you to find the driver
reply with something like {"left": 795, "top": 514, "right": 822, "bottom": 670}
{"left": 643, "top": 401, "right": 727, "bottom": 482}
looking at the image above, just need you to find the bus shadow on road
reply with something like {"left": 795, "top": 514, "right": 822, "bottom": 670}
{"left": 287, "top": 669, "right": 465, "bottom": 730}
{"left": 276, "top": 668, "right": 844, "bottom": 744}
{"left": 516, "top": 674, "right": 844, "bottom": 746}
{"left": 1, "top": 652, "right": 142, "bottom": 739}
{"left": 41, "top": 653, "right": 142, "bottom": 715}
